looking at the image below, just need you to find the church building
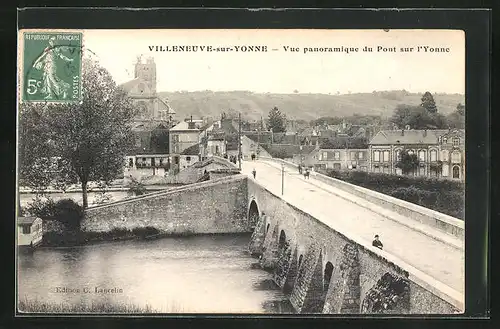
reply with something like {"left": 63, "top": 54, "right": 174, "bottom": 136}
{"left": 119, "top": 56, "right": 176, "bottom": 126}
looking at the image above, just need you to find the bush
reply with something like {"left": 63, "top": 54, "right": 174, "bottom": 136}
{"left": 131, "top": 226, "right": 160, "bottom": 239}
{"left": 127, "top": 178, "right": 146, "bottom": 196}
{"left": 53, "top": 199, "right": 84, "bottom": 230}
{"left": 24, "top": 197, "right": 83, "bottom": 230}
{"left": 390, "top": 186, "right": 421, "bottom": 204}
{"left": 24, "top": 195, "right": 57, "bottom": 220}
{"left": 320, "top": 168, "right": 465, "bottom": 219}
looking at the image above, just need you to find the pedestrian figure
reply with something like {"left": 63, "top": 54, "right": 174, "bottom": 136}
{"left": 304, "top": 168, "right": 310, "bottom": 179}
{"left": 252, "top": 168, "right": 256, "bottom": 179}
{"left": 372, "top": 235, "right": 383, "bottom": 250}
{"left": 298, "top": 164, "right": 302, "bottom": 174}
{"left": 251, "top": 153, "right": 256, "bottom": 161}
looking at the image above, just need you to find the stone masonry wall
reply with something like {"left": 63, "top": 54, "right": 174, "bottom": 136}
{"left": 82, "top": 176, "right": 249, "bottom": 234}
{"left": 247, "top": 179, "right": 461, "bottom": 314}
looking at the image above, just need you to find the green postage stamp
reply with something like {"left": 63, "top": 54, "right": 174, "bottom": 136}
{"left": 20, "top": 31, "right": 83, "bottom": 103}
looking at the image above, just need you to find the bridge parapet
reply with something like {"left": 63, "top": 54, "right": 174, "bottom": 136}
{"left": 259, "top": 156, "right": 464, "bottom": 242}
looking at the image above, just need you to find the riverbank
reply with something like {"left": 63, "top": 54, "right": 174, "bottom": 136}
{"left": 41, "top": 226, "right": 202, "bottom": 248}
{"left": 18, "top": 297, "right": 173, "bottom": 313}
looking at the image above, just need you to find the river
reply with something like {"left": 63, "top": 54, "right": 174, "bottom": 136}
{"left": 17, "top": 234, "right": 294, "bottom": 314}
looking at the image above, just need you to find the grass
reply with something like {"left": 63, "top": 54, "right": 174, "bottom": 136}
{"left": 18, "top": 297, "right": 185, "bottom": 313}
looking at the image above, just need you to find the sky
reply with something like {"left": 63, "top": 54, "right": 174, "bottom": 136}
{"left": 81, "top": 29, "right": 464, "bottom": 95}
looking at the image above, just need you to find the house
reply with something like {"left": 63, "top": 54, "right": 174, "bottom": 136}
{"left": 169, "top": 120, "right": 200, "bottom": 155}
{"left": 17, "top": 216, "right": 43, "bottom": 248}
{"left": 178, "top": 143, "right": 201, "bottom": 172}
{"left": 124, "top": 122, "right": 171, "bottom": 179}
{"left": 119, "top": 56, "right": 176, "bottom": 125}
{"left": 437, "top": 129, "right": 466, "bottom": 180}
{"left": 368, "top": 128, "right": 465, "bottom": 180}
{"left": 305, "top": 148, "right": 369, "bottom": 171}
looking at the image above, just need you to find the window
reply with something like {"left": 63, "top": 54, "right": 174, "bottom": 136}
{"left": 360, "top": 166, "right": 367, "bottom": 171}
{"left": 174, "top": 146, "right": 179, "bottom": 153}
{"left": 22, "top": 225, "right": 31, "bottom": 234}
{"left": 350, "top": 151, "right": 356, "bottom": 160}
{"left": 358, "top": 152, "right": 364, "bottom": 160}
{"left": 452, "top": 151, "right": 461, "bottom": 163}
{"left": 430, "top": 150, "right": 437, "bottom": 162}
{"left": 452, "top": 166, "right": 460, "bottom": 179}
{"left": 151, "top": 158, "right": 155, "bottom": 167}
{"left": 383, "top": 150, "right": 390, "bottom": 162}
{"left": 418, "top": 150, "right": 426, "bottom": 162}
{"left": 453, "top": 138, "right": 460, "bottom": 146}
{"left": 442, "top": 164, "right": 449, "bottom": 177}
{"left": 129, "top": 158, "right": 133, "bottom": 167}
{"left": 442, "top": 137, "right": 448, "bottom": 144}
{"left": 334, "top": 152, "right": 340, "bottom": 160}
{"left": 373, "top": 165, "right": 381, "bottom": 173}
{"left": 186, "top": 156, "right": 191, "bottom": 161}
{"left": 135, "top": 137, "right": 141, "bottom": 147}
{"left": 418, "top": 166, "right": 425, "bottom": 176}
{"left": 395, "top": 150, "right": 401, "bottom": 162}
{"left": 142, "top": 157, "right": 146, "bottom": 162}
{"left": 172, "top": 135, "right": 179, "bottom": 142}
{"left": 442, "top": 150, "right": 449, "bottom": 162}
{"left": 333, "top": 163, "right": 341, "bottom": 170}
{"left": 322, "top": 151, "right": 328, "bottom": 160}
{"left": 174, "top": 156, "right": 179, "bottom": 165}
{"left": 373, "top": 150, "right": 380, "bottom": 162}
{"left": 215, "top": 145, "right": 220, "bottom": 154}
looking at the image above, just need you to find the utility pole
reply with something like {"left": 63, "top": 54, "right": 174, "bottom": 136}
{"left": 238, "top": 112, "right": 242, "bottom": 170}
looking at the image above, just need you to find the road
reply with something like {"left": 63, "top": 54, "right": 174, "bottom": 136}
{"left": 241, "top": 159, "right": 464, "bottom": 294}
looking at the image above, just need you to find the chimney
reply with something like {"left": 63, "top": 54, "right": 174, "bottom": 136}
{"left": 423, "top": 129, "right": 427, "bottom": 137}
{"left": 190, "top": 115, "right": 193, "bottom": 122}
{"left": 401, "top": 129, "right": 404, "bottom": 136}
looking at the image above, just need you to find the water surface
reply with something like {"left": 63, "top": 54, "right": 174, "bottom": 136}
{"left": 18, "top": 234, "right": 293, "bottom": 313}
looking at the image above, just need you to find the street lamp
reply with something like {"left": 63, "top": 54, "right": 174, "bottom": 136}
{"left": 281, "top": 163, "right": 285, "bottom": 195}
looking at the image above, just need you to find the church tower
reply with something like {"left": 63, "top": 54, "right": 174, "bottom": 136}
{"left": 134, "top": 56, "right": 157, "bottom": 94}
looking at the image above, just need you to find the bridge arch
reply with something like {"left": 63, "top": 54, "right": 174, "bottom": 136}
{"left": 248, "top": 200, "right": 260, "bottom": 228}
{"left": 323, "top": 261, "right": 334, "bottom": 291}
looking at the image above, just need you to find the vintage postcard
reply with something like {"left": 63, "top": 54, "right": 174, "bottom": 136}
{"left": 16, "top": 29, "right": 465, "bottom": 315}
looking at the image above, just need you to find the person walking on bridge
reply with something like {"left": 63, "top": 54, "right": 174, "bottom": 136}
{"left": 252, "top": 168, "right": 256, "bottom": 179}
{"left": 372, "top": 235, "right": 383, "bottom": 250}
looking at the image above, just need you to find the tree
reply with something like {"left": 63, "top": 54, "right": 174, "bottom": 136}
{"left": 19, "top": 58, "right": 137, "bottom": 208}
{"left": 390, "top": 104, "right": 447, "bottom": 129}
{"left": 311, "top": 116, "right": 342, "bottom": 127}
{"left": 420, "top": 91, "right": 438, "bottom": 114}
{"left": 456, "top": 103, "right": 465, "bottom": 116}
{"left": 395, "top": 150, "right": 420, "bottom": 175}
{"left": 267, "top": 106, "right": 287, "bottom": 133}
{"left": 18, "top": 103, "right": 57, "bottom": 192}
{"left": 446, "top": 103, "right": 465, "bottom": 129}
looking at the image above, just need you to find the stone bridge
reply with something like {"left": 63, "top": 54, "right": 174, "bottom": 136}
{"left": 82, "top": 157, "right": 464, "bottom": 314}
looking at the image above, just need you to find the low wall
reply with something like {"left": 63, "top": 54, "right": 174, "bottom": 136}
{"left": 260, "top": 157, "right": 464, "bottom": 240}
{"left": 82, "top": 175, "right": 250, "bottom": 234}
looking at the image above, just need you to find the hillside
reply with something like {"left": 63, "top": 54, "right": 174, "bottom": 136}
{"left": 158, "top": 90, "right": 465, "bottom": 121}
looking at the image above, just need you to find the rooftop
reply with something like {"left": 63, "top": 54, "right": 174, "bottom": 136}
{"left": 18, "top": 217, "right": 39, "bottom": 225}
{"left": 370, "top": 129, "right": 452, "bottom": 145}
{"left": 181, "top": 143, "right": 200, "bottom": 155}
{"left": 170, "top": 121, "right": 201, "bottom": 132}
